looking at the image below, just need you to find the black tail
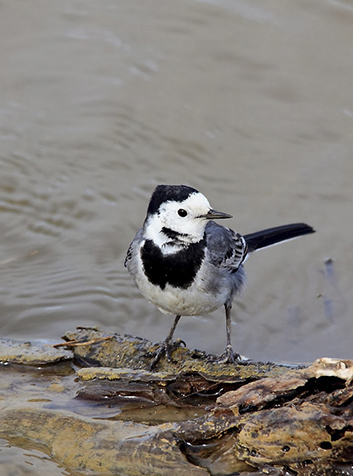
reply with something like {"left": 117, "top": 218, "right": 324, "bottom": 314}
{"left": 244, "top": 223, "right": 315, "bottom": 253}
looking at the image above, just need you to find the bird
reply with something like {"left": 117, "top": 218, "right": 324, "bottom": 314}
{"left": 124, "top": 184, "right": 315, "bottom": 369}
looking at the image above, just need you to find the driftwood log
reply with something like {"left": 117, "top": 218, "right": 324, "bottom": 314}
{"left": 0, "top": 327, "right": 352, "bottom": 475}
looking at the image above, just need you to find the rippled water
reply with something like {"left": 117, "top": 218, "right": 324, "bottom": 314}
{"left": 1, "top": 0, "right": 353, "bottom": 371}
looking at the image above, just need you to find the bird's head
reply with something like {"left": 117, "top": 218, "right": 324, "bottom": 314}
{"left": 143, "top": 185, "right": 232, "bottom": 247}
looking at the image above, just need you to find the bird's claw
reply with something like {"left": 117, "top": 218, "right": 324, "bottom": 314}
{"left": 217, "top": 345, "right": 241, "bottom": 364}
{"left": 149, "top": 338, "right": 186, "bottom": 370}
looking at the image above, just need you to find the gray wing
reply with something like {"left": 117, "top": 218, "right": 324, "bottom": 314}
{"left": 205, "top": 221, "right": 248, "bottom": 272}
{"left": 124, "top": 228, "right": 143, "bottom": 269}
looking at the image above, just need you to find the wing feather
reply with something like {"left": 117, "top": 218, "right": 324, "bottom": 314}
{"left": 205, "top": 221, "right": 247, "bottom": 272}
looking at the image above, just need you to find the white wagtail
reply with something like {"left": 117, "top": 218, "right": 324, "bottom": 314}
{"left": 125, "top": 184, "right": 315, "bottom": 368}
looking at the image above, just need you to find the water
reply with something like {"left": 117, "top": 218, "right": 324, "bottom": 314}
{"left": 0, "top": 439, "right": 73, "bottom": 476}
{"left": 1, "top": 1, "right": 353, "bottom": 474}
{"left": 1, "top": 0, "right": 353, "bottom": 370}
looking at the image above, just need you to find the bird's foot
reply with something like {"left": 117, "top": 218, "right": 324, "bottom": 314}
{"left": 217, "top": 345, "right": 241, "bottom": 364}
{"left": 149, "top": 338, "right": 186, "bottom": 371}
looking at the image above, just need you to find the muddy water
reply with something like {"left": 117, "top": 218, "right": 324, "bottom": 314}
{"left": 1, "top": 2, "right": 353, "bottom": 372}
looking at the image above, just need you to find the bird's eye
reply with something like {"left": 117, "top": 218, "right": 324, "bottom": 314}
{"left": 178, "top": 208, "right": 187, "bottom": 217}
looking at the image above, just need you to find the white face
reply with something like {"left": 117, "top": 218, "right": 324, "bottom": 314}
{"left": 144, "top": 191, "right": 212, "bottom": 246}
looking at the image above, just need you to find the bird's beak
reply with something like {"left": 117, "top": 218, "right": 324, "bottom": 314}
{"left": 205, "top": 209, "right": 233, "bottom": 220}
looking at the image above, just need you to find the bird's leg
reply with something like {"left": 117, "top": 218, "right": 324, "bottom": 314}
{"left": 150, "top": 315, "right": 184, "bottom": 370}
{"left": 218, "top": 303, "right": 241, "bottom": 364}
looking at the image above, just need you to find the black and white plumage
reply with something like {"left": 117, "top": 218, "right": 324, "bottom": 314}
{"left": 124, "top": 184, "right": 315, "bottom": 368}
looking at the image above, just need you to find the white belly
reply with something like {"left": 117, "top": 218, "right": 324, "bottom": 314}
{"left": 133, "top": 257, "right": 230, "bottom": 316}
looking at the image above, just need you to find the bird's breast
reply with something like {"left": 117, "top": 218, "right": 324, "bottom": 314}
{"left": 131, "top": 239, "right": 233, "bottom": 316}
{"left": 140, "top": 239, "right": 206, "bottom": 290}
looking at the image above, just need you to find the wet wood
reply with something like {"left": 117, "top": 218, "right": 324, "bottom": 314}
{"left": 0, "top": 327, "right": 352, "bottom": 475}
